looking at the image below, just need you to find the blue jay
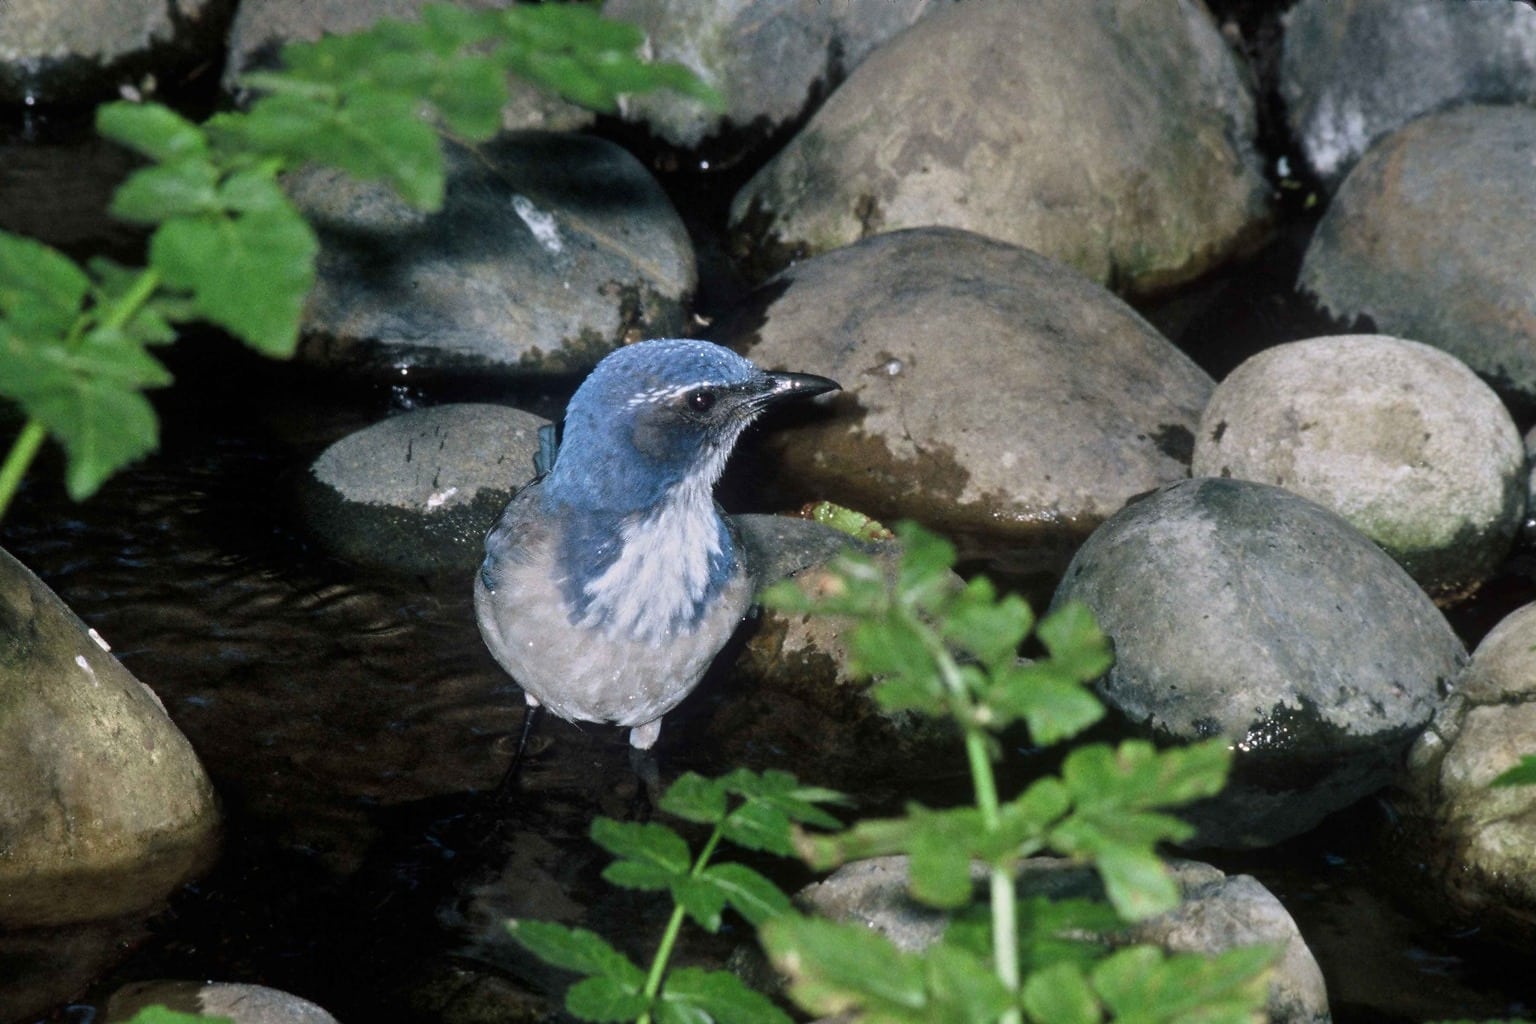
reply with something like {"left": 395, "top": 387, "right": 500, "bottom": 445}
{"left": 474, "top": 338, "right": 839, "bottom": 765}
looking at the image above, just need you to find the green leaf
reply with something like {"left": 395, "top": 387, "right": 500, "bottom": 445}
{"left": 893, "top": 521, "right": 959, "bottom": 608}
{"left": 907, "top": 807, "right": 982, "bottom": 908}
{"left": 1015, "top": 896, "right": 1120, "bottom": 975}
{"left": 591, "top": 818, "right": 692, "bottom": 881}
{"left": 147, "top": 204, "right": 317, "bottom": 355}
{"left": 659, "top": 772, "right": 727, "bottom": 825}
{"left": 851, "top": 616, "right": 938, "bottom": 683}
{"left": 660, "top": 967, "right": 792, "bottom": 1024}
{"left": 1038, "top": 601, "right": 1114, "bottom": 683}
{"left": 565, "top": 975, "right": 650, "bottom": 1023}
{"left": 118, "top": 1008, "right": 234, "bottom": 1024}
{"left": 110, "top": 159, "right": 221, "bottom": 223}
{"left": 1091, "top": 943, "right": 1275, "bottom": 1024}
{"left": 97, "top": 101, "right": 209, "bottom": 162}
{"left": 720, "top": 799, "right": 793, "bottom": 857}
{"left": 669, "top": 875, "right": 727, "bottom": 932}
{"left": 986, "top": 660, "right": 1106, "bottom": 745}
{"left": 506, "top": 919, "right": 645, "bottom": 985}
{"left": 699, "top": 862, "right": 791, "bottom": 926}
{"left": 923, "top": 942, "right": 1016, "bottom": 1022}
{"left": 1491, "top": 754, "right": 1536, "bottom": 788}
{"left": 1095, "top": 845, "right": 1180, "bottom": 922}
{"left": 941, "top": 577, "right": 1034, "bottom": 667}
{"left": 760, "top": 914, "right": 926, "bottom": 1019}
{"left": 0, "top": 232, "right": 89, "bottom": 339}
{"left": 1021, "top": 960, "right": 1102, "bottom": 1024}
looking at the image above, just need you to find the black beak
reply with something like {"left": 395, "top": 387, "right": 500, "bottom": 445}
{"left": 756, "top": 370, "right": 841, "bottom": 407}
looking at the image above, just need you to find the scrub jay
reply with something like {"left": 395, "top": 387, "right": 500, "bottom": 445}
{"left": 474, "top": 338, "right": 839, "bottom": 769}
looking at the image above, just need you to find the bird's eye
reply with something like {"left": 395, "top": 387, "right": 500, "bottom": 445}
{"left": 687, "top": 389, "right": 717, "bottom": 414}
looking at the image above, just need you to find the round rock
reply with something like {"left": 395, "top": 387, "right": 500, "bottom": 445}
{"left": 728, "top": 0, "right": 1271, "bottom": 296}
{"left": 722, "top": 227, "right": 1213, "bottom": 583}
{"left": 0, "top": 547, "right": 220, "bottom": 928}
{"left": 1051, "top": 477, "right": 1466, "bottom": 848}
{"left": 1280, "top": 0, "right": 1536, "bottom": 189}
{"left": 1299, "top": 104, "right": 1536, "bottom": 404}
{"left": 1192, "top": 334, "right": 1525, "bottom": 596}
{"left": 602, "top": 0, "right": 949, "bottom": 151}
{"left": 107, "top": 981, "right": 340, "bottom": 1024}
{"left": 292, "top": 132, "right": 695, "bottom": 377}
{"left": 302, "top": 403, "right": 548, "bottom": 575}
{"left": 1403, "top": 602, "right": 1536, "bottom": 942}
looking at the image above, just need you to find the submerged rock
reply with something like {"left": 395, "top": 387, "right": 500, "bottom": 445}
{"left": 302, "top": 403, "right": 549, "bottom": 575}
{"left": 1193, "top": 335, "right": 1525, "bottom": 597}
{"left": 729, "top": 0, "right": 1271, "bottom": 296}
{"left": 1280, "top": 0, "right": 1536, "bottom": 189}
{"left": 0, "top": 547, "right": 220, "bottom": 928}
{"left": 1402, "top": 602, "right": 1536, "bottom": 943}
{"left": 1299, "top": 105, "right": 1536, "bottom": 404}
{"left": 722, "top": 227, "right": 1212, "bottom": 584}
{"left": 1051, "top": 477, "right": 1465, "bottom": 848}
{"left": 292, "top": 132, "right": 695, "bottom": 377}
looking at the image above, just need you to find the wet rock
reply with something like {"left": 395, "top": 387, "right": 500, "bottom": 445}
{"left": 0, "top": 547, "right": 220, "bottom": 928}
{"left": 1402, "top": 602, "right": 1536, "bottom": 943}
{"left": 796, "top": 856, "right": 1329, "bottom": 1024}
{"left": 1051, "top": 477, "right": 1466, "bottom": 848}
{"left": 292, "top": 132, "right": 695, "bottom": 378}
{"left": 602, "top": 0, "right": 949, "bottom": 152}
{"left": 1280, "top": 0, "right": 1536, "bottom": 190}
{"left": 0, "top": 0, "right": 228, "bottom": 106}
{"left": 301, "top": 403, "right": 549, "bottom": 575}
{"left": 223, "top": 0, "right": 592, "bottom": 132}
{"left": 728, "top": 0, "right": 1271, "bottom": 296}
{"left": 1298, "top": 105, "right": 1536, "bottom": 405}
{"left": 705, "top": 515, "right": 963, "bottom": 791}
{"left": 1192, "top": 335, "right": 1525, "bottom": 597}
{"left": 721, "top": 227, "right": 1212, "bottom": 584}
{"left": 0, "top": 920, "right": 152, "bottom": 1023}
{"left": 107, "top": 981, "right": 340, "bottom": 1024}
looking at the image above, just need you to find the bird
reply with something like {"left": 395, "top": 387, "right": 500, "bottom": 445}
{"left": 474, "top": 338, "right": 839, "bottom": 776}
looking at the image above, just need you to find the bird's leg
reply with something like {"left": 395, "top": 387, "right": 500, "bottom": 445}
{"left": 494, "top": 697, "right": 543, "bottom": 800}
{"left": 627, "top": 743, "right": 662, "bottom": 819}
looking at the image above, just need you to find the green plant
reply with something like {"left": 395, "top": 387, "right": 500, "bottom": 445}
{"left": 0, "top": 2, "right": 716, "bottom": 526}
{"left": 510, "top": 768, "right": 842, "bottom": 1024}
{"left": 512, "top": 522, "right": 1277, "bottom": 1023}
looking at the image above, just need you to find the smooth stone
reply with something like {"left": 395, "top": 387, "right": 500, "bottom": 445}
{"left": 721, "top": 227, "right": 1213, "bottom": 585}
{"left": 292, "top": 132, "right": 695, "bottom": 377}
{"left": 1051, "top": 477, "right": 1466, "bottom": 848}
{"left": 0, "top": 547, "right": 220, "bottom": 928}
{"left": 1280, "top": 0, "right": 1536, "bottom": 189}
{"left": 1192, "top": 334, "right": 1525, "bottom": 597}
{"left": 0, "top": 0, "right": 225, "bottom": 105}
{"left": 728, "top": 0, "right": 1271, "bottom": 296}
{"left": 222, "top": 0, "right": 593, "bottom": 132}
{"left": 107, "top": 981, "right": 340, "bottom": 1024}
{"left": 1299, "top": 105, "right": 1536, "bottom": 404}
{"left": 301, "top": 403, "right": 548, "bottom": 575}
{"left": 602, "top": 0, "right": 949, "bottom": 151}
{"left": 1402, "top": 602, "right": 1536, "bottom": 942}
{"left": 796, "top": 856, "right": 1329, "bottom": 1024}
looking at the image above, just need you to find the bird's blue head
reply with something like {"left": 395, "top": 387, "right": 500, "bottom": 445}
{"left": 543, "top": 338, "right": 838, "bottom": 514}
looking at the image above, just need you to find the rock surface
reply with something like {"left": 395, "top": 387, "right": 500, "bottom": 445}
{"left": 0, "top": 547, "right": 220, "bottom": 928}
{"left": 797, "top": 856, "right": 1329, "bottom": 1024}
{"left": 293, "top": 132, "right": 695, "bottom": 377}
{"left": 1280, "top": 0, "right": 1536, "bottom": 189}
{"left": 722, "top": 227, "right": 1212, "bottom": 583}
{"left": 603, "top": 0, "right": 948, "bottom": 151}
{"left": 1299, "top": 104, "right": 1536, "bottom": 404}
{"left": 0, "top": 0, "right": 228, "bottom": 105}
{"left": 107, "top": 981, "right": 340, "bottom": 1024}
{"left": 1193, "top": 334, "right": 1525, "bottom": 596}
{"left": 1052, "top": 477, "right": 1466, "bottom": 848}
{"left": 1402, "top": 602, "right": 1536, "bottom": 942}
{"left": 729, "top": 0, "right": 1271, "bottom": 296}
{"left": 302, "top": 403, "right": 549, "bottom": 575}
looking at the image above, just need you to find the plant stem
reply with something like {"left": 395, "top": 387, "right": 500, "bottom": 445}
{"left": 0, "top": 419, "right": 47, "bottom": 528}
{"left": 636, "top": 822, "right": 726, "bottom": 1024}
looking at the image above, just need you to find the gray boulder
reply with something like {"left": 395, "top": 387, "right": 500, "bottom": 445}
{"left": 0, "top": 0, "right": 228, "bottom": 105}
{"left": 301, "top": 403, "right": 549, "bottom": 575}
{"left": 1402, "top": 602, "right": 1536, "bottom": 943}
{"left": 797, "top": 856, "right": 1329, "bottom": 1024}
{"left": 1192, "top": 334, "right": 1525, "bottom": 597}
{"left": 728, "top": 0, "right": 1271, "bottom": 296}
{"left": 1280, "top": 0, "right": 1536, "bottom": 189}
{"left": 107, "top": 981, "right": 340, "bottom": 1024}
{"left": 1052, "top": 477, "right": 1466, "bottom": 848}
{"left": 292, "top": 132, "right": 695, "bottom": 377}
{"left": 722, "top": 227, "right": 1213, "bottom": 581}
{"left": 1299, "top": 105, "right": 1536, "bottom": 403}
{"left": 0, "top": 547, "right": 220, "bottom": 928}
{"left": 602, "top": 0, "right": 950, "bottom": 151}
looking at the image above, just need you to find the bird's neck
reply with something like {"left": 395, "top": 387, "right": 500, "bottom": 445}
{"left": 555, "top": 476, "right": 738, "bottom": 645}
